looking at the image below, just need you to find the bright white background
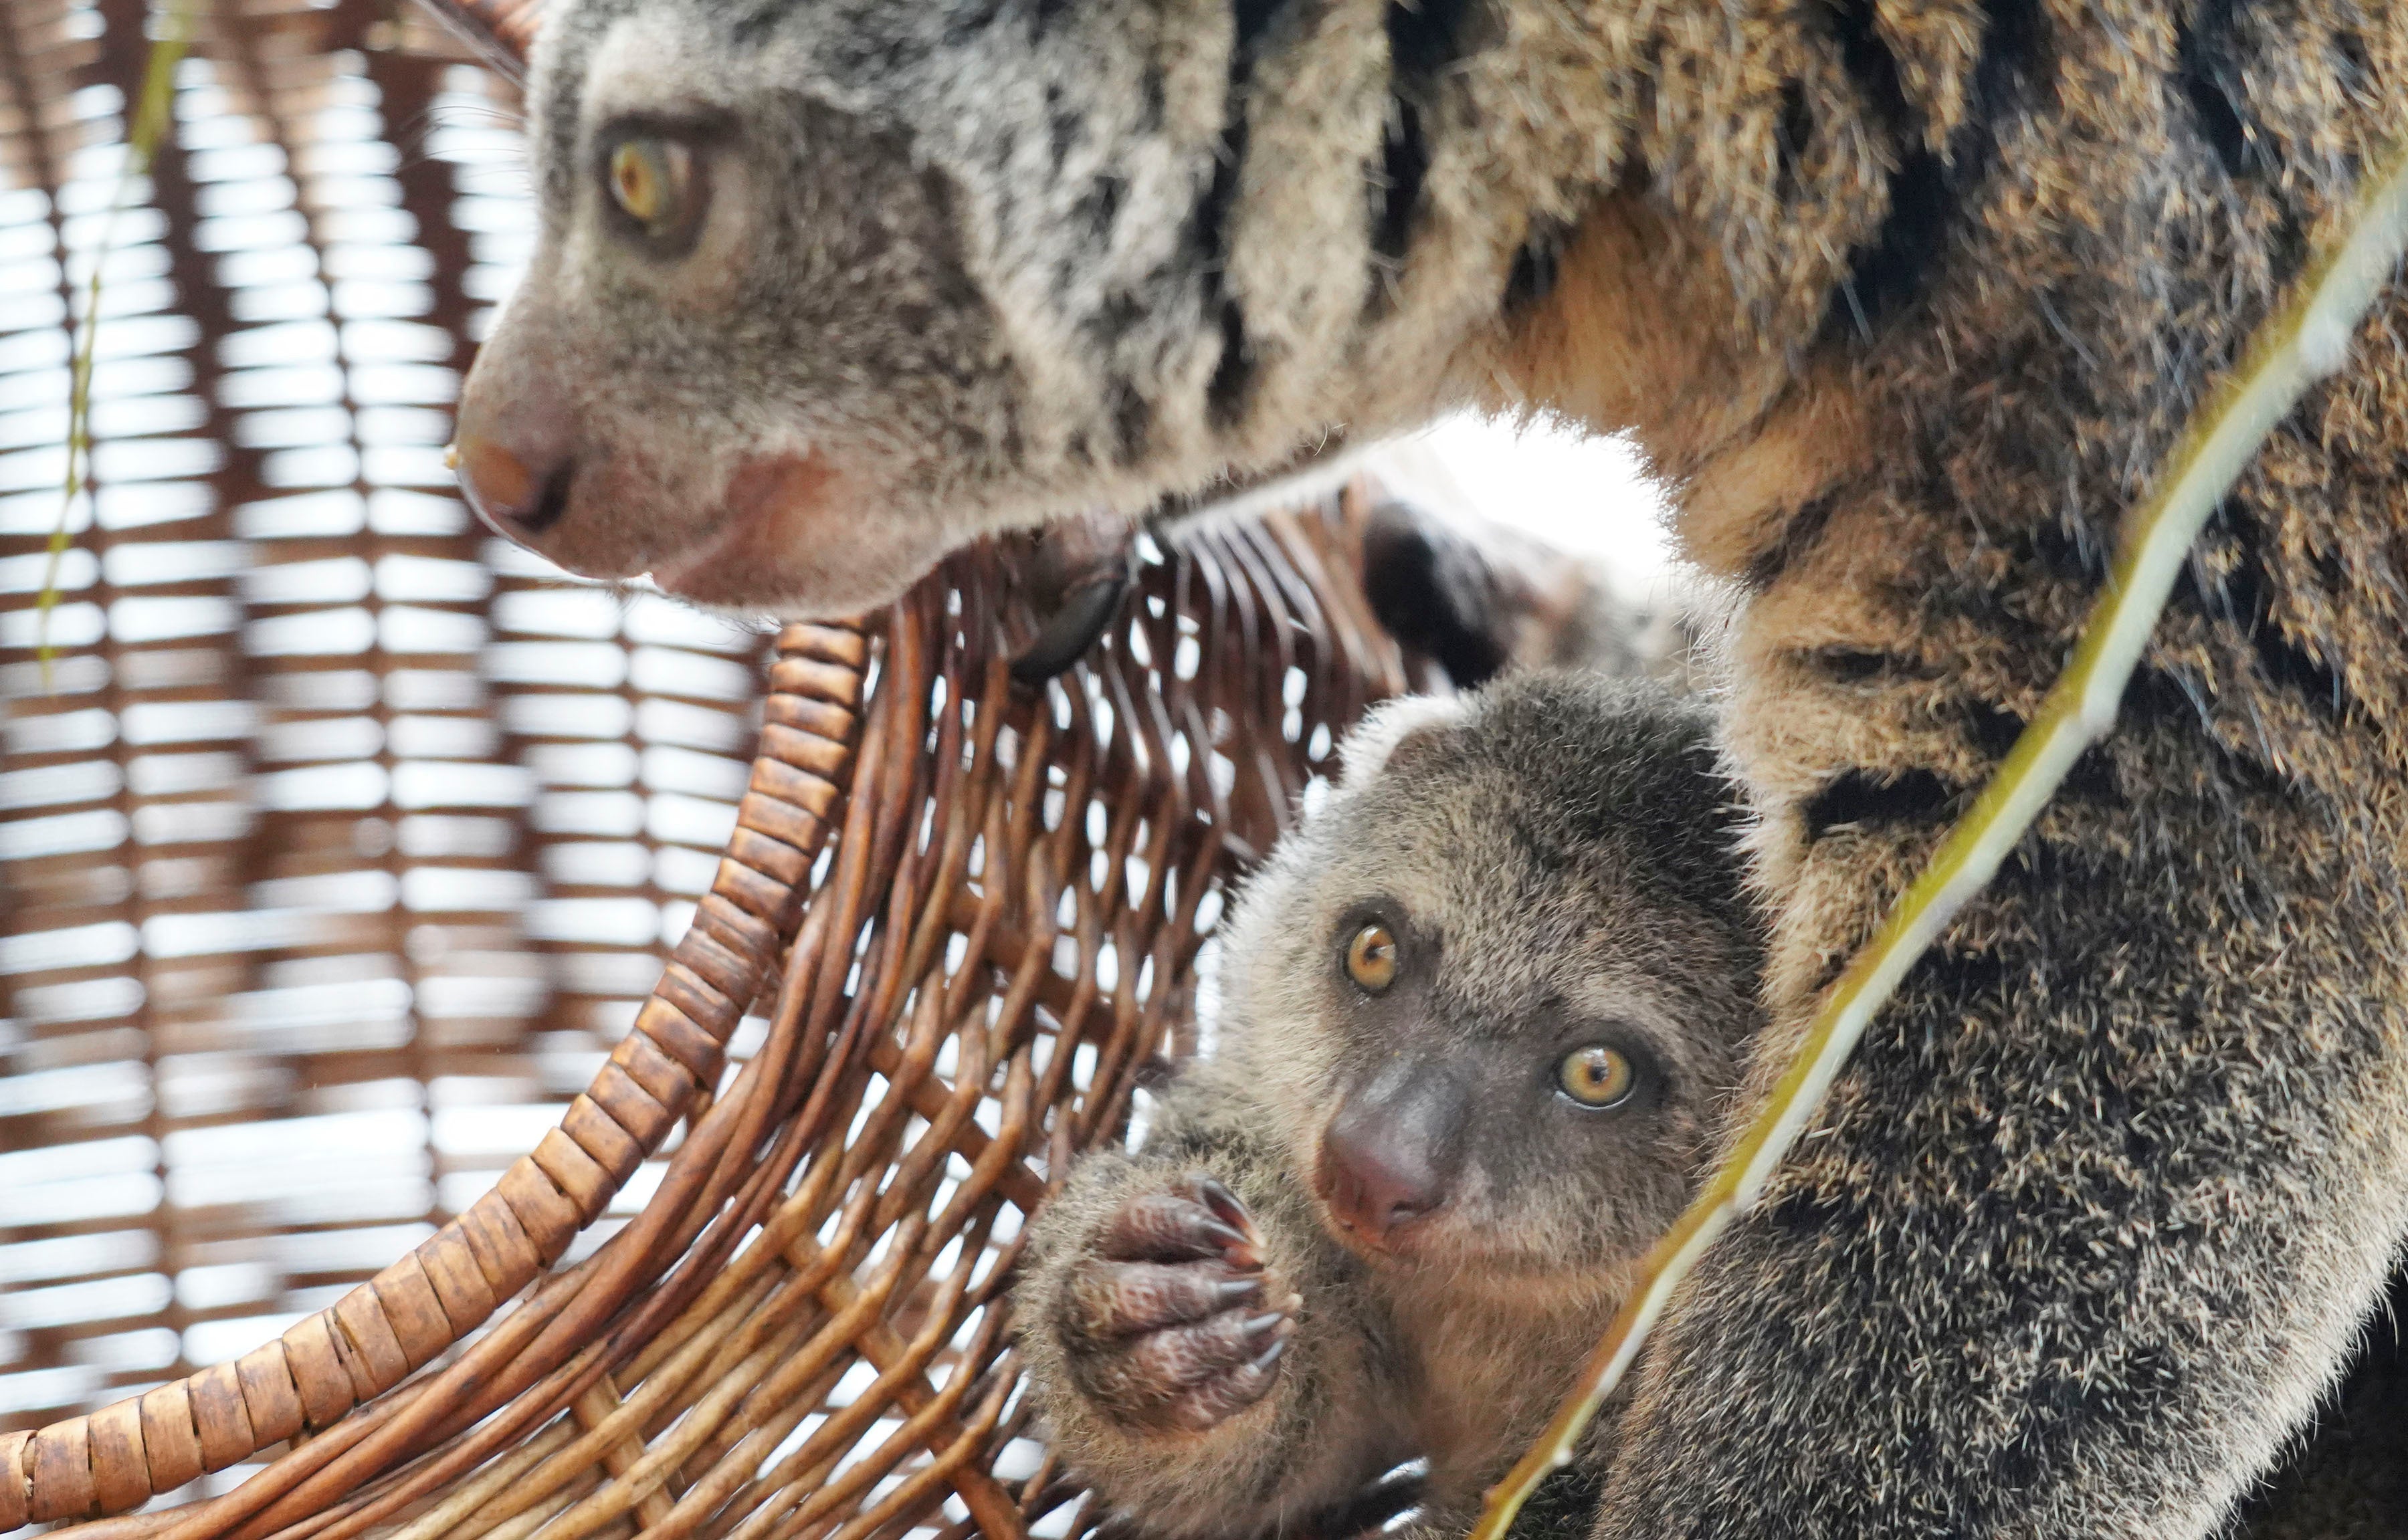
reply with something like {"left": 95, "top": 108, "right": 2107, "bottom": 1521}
{"left": 1376, "top": 411, "right": 1680, "bottom": 605}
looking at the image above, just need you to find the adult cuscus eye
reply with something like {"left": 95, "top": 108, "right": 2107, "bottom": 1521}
{"left": 1344, "top": 921, "right": 1399, "bottom": 994}
{"left": 607, "top": 135, "right": 698, "bottom": 242}
{"left": 1558, "top": 1044, "right": 1635, "bottom": 1108}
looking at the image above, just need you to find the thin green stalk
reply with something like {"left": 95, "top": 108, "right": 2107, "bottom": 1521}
{"left": 1470, "top": 138, "right": 2408, "bottom": 1540}
{"left": 38, "top": 0, "right": 191, "bottom": 681}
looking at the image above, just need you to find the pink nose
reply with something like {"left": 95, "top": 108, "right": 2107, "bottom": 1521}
{"left": 1315, "top": 1111, "right": 1445, "bottom": 1247}
{"left": 452, "top": 370, "right": 575, "bottom": 546}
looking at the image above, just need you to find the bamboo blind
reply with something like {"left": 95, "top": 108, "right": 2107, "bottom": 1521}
{"left": 0, "top": 0, "right": 1421, "bottom": 1532}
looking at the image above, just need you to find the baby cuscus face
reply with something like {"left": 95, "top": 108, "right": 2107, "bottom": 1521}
{"left": 1206, "top": 671, "right": 1764, "bottom": 1293}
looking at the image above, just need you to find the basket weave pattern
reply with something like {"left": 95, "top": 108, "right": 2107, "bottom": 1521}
{"left": 13, "top": 520, "right": 1407, "bottom": 1538}
{"left": 0, "top": 0, "right": 1415, "bottom": 1529}
{"left": 2, "top": 611, "right": 863, "bottom": 1529}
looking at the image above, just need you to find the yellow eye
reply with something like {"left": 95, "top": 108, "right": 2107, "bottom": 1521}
{"left": 608, "top": 137, "right": 690, "bottom": 233}
{"left": 1559, "top": 1046, "right": 1635, "bottom": 1108}
{"left": 1344, "top": 922, "right": 1398, "bottom": 994}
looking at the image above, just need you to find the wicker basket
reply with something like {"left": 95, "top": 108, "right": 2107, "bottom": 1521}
{"left": 0, "top": 0, "right": 1423, "bottom": 1532}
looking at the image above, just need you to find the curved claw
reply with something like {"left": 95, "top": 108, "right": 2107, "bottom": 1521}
{"left": 1162, "top": 1331, "right": 1288, "bottom": 1434}
{"left": 1104, "top": 1188, "right": 1262, "bottom": 1271}
{"left": 1196, "top": 1177, "right": 1256, "bottom": 1238}
{"left": 1075, "top": 1260, "right": 1264, "bottom": 1337}
{"left": 1065, "top": 1177, "right": 1297, "bottom": 1435}
{"left": 1080, "top": 1306, "right": 1295, "bottom": 1431}
{"left": 1010, "top": 514, "right": 1138, "bottom": 683}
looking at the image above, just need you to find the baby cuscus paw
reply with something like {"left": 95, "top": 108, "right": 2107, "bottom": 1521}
{"left": 1059, "top": 1174, "right": 1302, "bottom": 1436}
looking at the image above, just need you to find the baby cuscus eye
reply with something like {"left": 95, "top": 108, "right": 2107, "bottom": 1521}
{"left": 1558, "top": 1044, "right": 1636, "bottom": 1108}
{"left": 605, "top": 134, "right": 700, "bottom": 245}
{"left": 1344, "top": 921, "right": 1398, "bottom": 994}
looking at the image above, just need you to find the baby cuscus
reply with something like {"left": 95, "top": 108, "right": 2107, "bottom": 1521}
{"left": 1014, "top": 671, "right": 1765, "bottom": 1540}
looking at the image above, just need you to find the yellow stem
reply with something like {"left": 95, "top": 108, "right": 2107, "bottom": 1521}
{"left": 39, "top": 0, "right": 191, "bottom": 683}
{"left": 1470, "top": 138, "right": 2408, "bottom": 1540}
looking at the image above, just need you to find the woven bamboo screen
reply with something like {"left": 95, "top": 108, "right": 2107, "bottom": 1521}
{"left": 0, "top": 0, "right": 1423, "bottom": 1532}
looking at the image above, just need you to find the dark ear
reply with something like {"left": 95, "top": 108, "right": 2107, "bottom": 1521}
{"left": 1361, "top": 498, "right": 1516, "bottom": 687}
{"left": 1361, "top": 496, "right": 1662, "bottom": 687}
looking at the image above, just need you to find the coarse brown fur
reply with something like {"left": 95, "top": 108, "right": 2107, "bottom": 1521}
{"left": 1014, "top": 675, "right": 1763, "bottom": 1539}
{"left": 464, "top": 1, "right": 2408, "bottom": 1534}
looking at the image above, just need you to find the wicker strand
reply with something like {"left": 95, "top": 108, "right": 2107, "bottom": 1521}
{"left": 7, "top": 623, "right": 868, "bottom": 1529}
{"left": 204, "top": 617, "right": 912, "bottom": 1540}
{"left": 13, "top": 482, "right": 1409, "bottom": 1540}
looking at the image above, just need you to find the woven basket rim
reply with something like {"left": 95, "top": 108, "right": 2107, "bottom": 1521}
{"left": 2, "top": 615, "right": 874, "bottom": 1533}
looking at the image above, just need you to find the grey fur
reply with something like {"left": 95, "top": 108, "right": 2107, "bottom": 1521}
{"left": 1015, "top": 673, "right": 1764, "bottom": 1539}
{"left": 460, "top": 2, "right": 2408, "bottom": 1535}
